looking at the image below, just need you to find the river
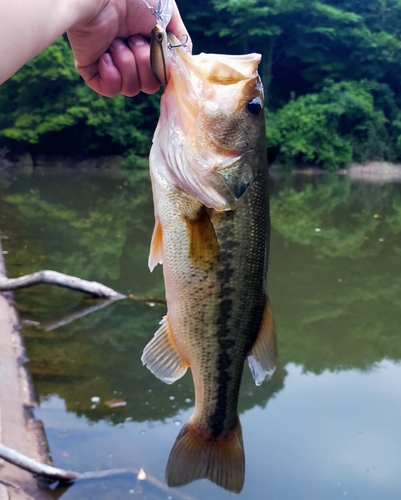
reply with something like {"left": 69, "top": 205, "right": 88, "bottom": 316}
{"left": 1, "top": 164, "right": 400, "bottom": 499}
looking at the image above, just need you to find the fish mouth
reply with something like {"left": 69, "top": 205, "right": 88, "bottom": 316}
{"left": 203, "top": 154, "right": 256, "bottom": 210}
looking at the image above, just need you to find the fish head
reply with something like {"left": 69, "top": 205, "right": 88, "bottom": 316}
{"left": 195, "top": 54, "right": 265, "bottom": 209}
{"left": 154, "top": 39, "right": 266, "bottom": 211}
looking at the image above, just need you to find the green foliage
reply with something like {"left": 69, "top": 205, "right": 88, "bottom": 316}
{"left": 3, "top": 1, "right": 401, "bottom": 168}
{"left": 275, "top": 91, "right": 353, "bottom": 170}
{"left": 180, "top": 0, "right": 401, "bottom": 169}
{"left": 274, "top": 81, "right": 387, "bottom": 169}
{"left": 0, "top": 37, "right": 159, "bottom": 157}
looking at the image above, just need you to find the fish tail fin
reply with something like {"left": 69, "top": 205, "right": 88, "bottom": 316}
{"left": 166, "top": 418, "right": 245, "bottom": 493}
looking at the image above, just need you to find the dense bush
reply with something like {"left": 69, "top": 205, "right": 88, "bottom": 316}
{"left": 268, "top": 81, "right": 388, "bottom": 170}
{"left": 0, "top": 37, "right": 160, "bottom": 162}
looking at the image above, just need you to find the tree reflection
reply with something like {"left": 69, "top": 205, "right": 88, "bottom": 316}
{"left": 1, "top": 168, "right": 400, "bottom": 430}
{"left": 270, "top": 174, "right": 401, "bottom": 373}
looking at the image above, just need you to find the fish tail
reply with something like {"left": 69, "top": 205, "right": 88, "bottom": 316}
{"left": 166, "top": 418, "right": 245, "bottom": 493}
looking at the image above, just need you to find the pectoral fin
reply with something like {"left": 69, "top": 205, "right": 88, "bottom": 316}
{"left": 141, "top": 315, "right": 188, "bottom": 384}
{"left": 148, "top": 216, "right": 163, "bottom": 272}
{"left": 247, "top": 297, "right": 277, "bottom": 386}
{"left": 185, "top": 207, "right": 220, "bottom": 270}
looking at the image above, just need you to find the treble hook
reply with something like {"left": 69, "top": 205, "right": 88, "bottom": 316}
{"left": 168, "top": 34, "right": 190, "bottom": 50}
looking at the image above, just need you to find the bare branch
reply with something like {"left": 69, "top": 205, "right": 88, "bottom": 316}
{"left": 0, "top": 270, "right": 126, "bottom": 300}
{"left": 0, "top": 443, "right": 77, "bottom": 482}
{"left": 0, "top": 443, "right": 196, "bottom": 500}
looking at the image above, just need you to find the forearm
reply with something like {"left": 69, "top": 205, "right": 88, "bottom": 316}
{"left": 0, "top": 0, "right": 96, "bottom": 84}
{"left": 0, "top": 0, "right": 189, "bottom": 96}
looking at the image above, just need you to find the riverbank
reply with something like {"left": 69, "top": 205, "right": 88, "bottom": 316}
{"left": 0, "top": 251, "right": 50, "bottom": 500}
{"left": 343, "top": 161, "right": 401, "bottom": 182}
{"left": 3, "top": 154, "right": 401, "bottom": 183}
{"left": 269, "top": 160, "right": 401, "bottom": 183}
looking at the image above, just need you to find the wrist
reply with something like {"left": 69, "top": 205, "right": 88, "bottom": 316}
{"left": 67, "top": 0, "right": 110, "bottom": 28}
{"left": 0, "top": 0, "right": 102, "bottom": 84}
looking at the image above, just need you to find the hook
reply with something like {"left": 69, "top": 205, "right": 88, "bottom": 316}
{"left": 168, "top": 34, "right": 190, "bottom": 50}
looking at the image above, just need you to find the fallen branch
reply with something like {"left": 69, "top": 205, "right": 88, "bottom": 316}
{"left": 0, "top": 444, "right": 195, "bottom": 500}
{"left": 0, "top": 443, "right": 77, "bottom": 482}
{"left": 0, "top": 270, "right": 125, "bottom": 300}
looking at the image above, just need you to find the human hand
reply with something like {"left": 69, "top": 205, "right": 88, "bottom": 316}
{"left": 67, "top": 0, "right": 190, "bottom": 97}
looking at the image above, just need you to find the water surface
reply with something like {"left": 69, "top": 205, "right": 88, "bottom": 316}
{"left": 1, "top": 165, "right": 400, "bottom": 499}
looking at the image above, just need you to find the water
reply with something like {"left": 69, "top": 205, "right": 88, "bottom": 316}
{"left": 1, "top": 165, "right": 401, "bottom": 499}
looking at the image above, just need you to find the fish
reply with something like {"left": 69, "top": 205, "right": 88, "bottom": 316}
{"left": 141, "top": 0, "right": 277, "bottom": 493}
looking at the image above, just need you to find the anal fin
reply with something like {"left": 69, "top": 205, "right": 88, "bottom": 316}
{"left": 141, "top": 315, "right": 188, "bottom": 384}
{"left": 185, "top": 206, "right": 220, "bottom": 270}
{"left": 247, "top": 296, "right": 277, "bottom": 386}
{"left": 166, "top": 418, "right": 245, "bottom": 493}
{"left": 148, "top": 216, "right": 163, "bottom": 272}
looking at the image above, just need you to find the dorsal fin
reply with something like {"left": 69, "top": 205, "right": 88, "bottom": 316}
{"left": 247, "top": 296, "right": 277, "bottom": 386}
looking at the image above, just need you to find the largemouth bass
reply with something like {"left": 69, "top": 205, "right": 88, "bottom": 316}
{"left": 142, "top": 1, "right": 276, "bottom": 492}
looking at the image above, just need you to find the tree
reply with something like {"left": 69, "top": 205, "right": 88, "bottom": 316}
{"left": 3, "top": 1, "right": 401, "bottom": 168}
{"left": 0, "top": 37, "right": 160, "bottom": 162}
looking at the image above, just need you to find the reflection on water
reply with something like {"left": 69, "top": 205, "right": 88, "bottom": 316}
{"left": 1, "top": 166, "right": 401, "bottom": 499}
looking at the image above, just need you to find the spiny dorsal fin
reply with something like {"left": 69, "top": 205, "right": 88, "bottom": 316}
{"left": 166, "top": 418, "right": 245, "bottom": 493}
{"left": 185, "top": 207, "right": 220, "bottom": 270}
{"left": 148, "top": 216, "right": 163, "bottom": 272}
{"left": 247, "top": 296, "right": 277, "bottom": 386}
{"left": 141, "top": 315, "right": 188, "bottom": 384}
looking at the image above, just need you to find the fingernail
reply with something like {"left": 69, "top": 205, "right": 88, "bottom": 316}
{"left": 110, "top": 38, "right": 125, "bottom": 51}
{"left": 103, "top": 53, "right": 114, "bottom": 66}
{"left": 129, "top": 35, "right": 146, "bottom": 47}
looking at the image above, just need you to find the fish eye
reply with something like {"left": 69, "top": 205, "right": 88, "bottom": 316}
{"left": 247, "top": 97, "right": 263, "bottom": 116}
{"left": 157, "top": 32, "right": 164, "bottom": 42}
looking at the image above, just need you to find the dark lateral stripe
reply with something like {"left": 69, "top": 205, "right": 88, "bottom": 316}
{"left": 207, "top": 220, "right": 239, "bottom": 438}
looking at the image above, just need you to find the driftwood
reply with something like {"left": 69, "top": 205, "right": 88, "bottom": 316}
{"left": 0, "top": 443, "right": 195, "bottom": 500}
{"left": 0, "top": 443, "right": 77, "bottom": 482}
{"left": 0, "top": 270, "right": 125, "bottom": 300}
